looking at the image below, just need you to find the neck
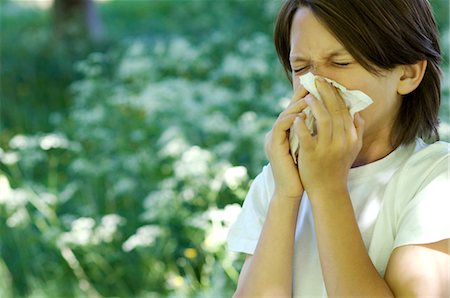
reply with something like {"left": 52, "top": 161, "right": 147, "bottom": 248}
{"left": 352, "top": 131, "right": 396, "bottom": 168}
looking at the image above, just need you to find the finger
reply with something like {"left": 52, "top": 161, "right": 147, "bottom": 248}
{"left": 282, "top": 98, "right": 308, "bottom": 116}
{"left": 316, "top": 78, "right": 348, "bottom": 115}
{"left": 293, "top": 113, "right": 314, "bottom": 151}
{"left": 271, "top": 113, "right": 300, "bottom": 145}
{"left": 289, "top": 84, "right": 309, "bottom": 105}
{"left": 305, "top": 94, "right": 332, "bottom": 145}
{"left": 315, "top": 78, "right": 349, "bottom": 141}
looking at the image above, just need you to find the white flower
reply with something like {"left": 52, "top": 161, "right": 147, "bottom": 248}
{"left": 58, "top": 215, "right": 125, "bottom": 247}
{"left": 206, "top": 204, "right": 242, "bottom": 227}
{"left": 0, "top": 176, "right": 29, "bottom": 212}
{"left": 94, "top": 214, "right": 125, "bottom": 243}
{"left": 239, "top": 111, "right": 257, "bottom": 125}
{"left": 39, "top": 133, "right": 70, "bottom": 150}
{"left": 203, "top": 204, "right": 242, "bottom": 252}
{"left": 166, "top": 272, "right": 185, "bottom": 290}
{"left": 6, "top": 208, "right": 30, "bottom": 228}
{"left": 181, "top": 187, "right": 195, "bottom": 201}
{"left": 203, "top": 221, "right": 228, "bottom": 252}
{"left": 144, "top": 189, "right": 174, "bottom": 209}
{"left": 141, "top": 188, "right": 176, "bottom": 221}
{"left": 117, "top": 41, "right": 152, "bottom": 81}
{"left": 58, "top": 217, "right": 96, "bottom": 247}
{"left": 166, "top": 37, "right": 199, "bottom": 62}
{"left": 71, "top": 217, "right": 96, "bottom": 231}
{"left": 40, "top": 192, "right": 57, "bottom": 206}
{"left": 0, "top": 152, "right": 20, "bottom": 165}
{"left": 70, "top": 217, "right": 96, "bottom": 245}
{"left": 9, "top": 134, "right": 36, "bottom": 150}
{"left": 122, "top": 225, "right": 162, "bottom": 252}
{"left": 174, "top": 146, "right": 212, "bottom": 178}
{"left": 0, "top": 175, "right": 12, "bottom": 204}
{"left": 100, "top": 214, "right": 125, "bottom": 227}
{"left": 223, "top": 166, "right": 248, "bottom": 190}
{"left": 209, "top": 176, "right": 223, "bottom": 193}
{"left": 222, "top": 204, "right": 242, "bottom": 226}
{"left": 158, "top": 127, "right": 189, "bottom": 158}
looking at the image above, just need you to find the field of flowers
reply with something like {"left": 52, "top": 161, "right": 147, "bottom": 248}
{"left": 0, "top": 0, "right": 448, "bottom": 297}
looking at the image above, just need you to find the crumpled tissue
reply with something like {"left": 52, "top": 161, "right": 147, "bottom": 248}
{"left": 289, "top": 72, "right": 373, "bottom": 163}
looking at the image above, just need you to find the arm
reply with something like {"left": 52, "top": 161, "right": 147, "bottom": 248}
{"left": 385, "top": 239, "right": 450, "bottom": 297}
{"left": 310, "top": 188, "right": 449, "bottom": 296}
{"left": 233, "top": 197, "right": 301, "bottom": 297}
{"left": 233, "top": 84, "right": 309, "bottom": 296}
{"left": 294, "top": 78, "right": 394, "bottom": 296}
{"left": 308, "top": 187, "right": 394, "bottom": 296}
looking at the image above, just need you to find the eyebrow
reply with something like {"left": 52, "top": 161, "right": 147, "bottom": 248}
{"left": 289, "top": 48, "right": 350, "bottom": 62}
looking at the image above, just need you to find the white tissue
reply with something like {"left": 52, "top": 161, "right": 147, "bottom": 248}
{"left": 289, "top": 72, "right": 373, "bottom": 163}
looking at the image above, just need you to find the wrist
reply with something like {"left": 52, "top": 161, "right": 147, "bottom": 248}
{"left": 272, "top": 191, "right": 304, "bottom": 206}
{"left": 269, "top": 194, "right": 303, "bottom": 219}
{"left": 271, "top": 187, "right": 304, "bottom": 204}
{"left": 306, "top": 183, "right": 349, "bottom": 207}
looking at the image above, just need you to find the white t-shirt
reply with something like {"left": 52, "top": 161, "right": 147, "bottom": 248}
{"left": 227, "top": 139, "right": 450, "bottom": 297}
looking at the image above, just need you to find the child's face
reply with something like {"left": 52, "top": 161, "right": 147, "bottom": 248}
{"left": 289, "top": 7, "right": 404, "bottom": 143}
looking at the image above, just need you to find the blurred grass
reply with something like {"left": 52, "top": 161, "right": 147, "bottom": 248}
{"left": 1, "top": 0, "right": 448, "bottom": 139}
{"left": 0, "top": 0, "right": 280, "bottom": 136}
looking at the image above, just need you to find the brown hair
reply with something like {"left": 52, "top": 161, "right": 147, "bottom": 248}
{"left": 274, "top": 0, "right": 441, "bottom": 146}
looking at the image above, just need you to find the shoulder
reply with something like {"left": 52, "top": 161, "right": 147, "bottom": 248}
{"left": 385, "top": 139, "right": 449, "bottom": 212}
{"left": 387, "top": 140, "right": 450, "bottom": 251}
{"left": 406, "top": 139, "right": 448, "bottom": 167}
{"left": 385, "top": 238, "right": 450, "bottom": 297}
{"left": 395, "top": 139, "right": 448, "bottom": 187}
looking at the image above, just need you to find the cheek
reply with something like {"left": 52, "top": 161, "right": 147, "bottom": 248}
{"left": 362, "top": 79, "right": 398, "bottom": 110}
{"left": 358, "top": 80, "right": 401, "bottom": 129}
{"left": 359, "top": 84, "right": 387, "bottom": 117}
{"left": 346, "top": 79, "right": 384, "bottom": 123}
{"left": 344, "top": 76, "right": 383, "bottom": 104}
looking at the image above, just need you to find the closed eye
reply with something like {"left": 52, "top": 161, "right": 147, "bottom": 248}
{"left": 332, "top": 62, "right": 351, "bottom": 67}
{"left": 292, "top": 66, "right": 309, "bottom": 73}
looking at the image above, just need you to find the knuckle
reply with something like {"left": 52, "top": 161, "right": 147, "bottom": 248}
{"left": 305, "top": 94, "right": 314, "bottom": 101}
{"left": 278, "top": 111, "right": 290, "bottom": 120}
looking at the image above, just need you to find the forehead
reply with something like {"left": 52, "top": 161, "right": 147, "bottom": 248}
{"left": 289, "top": 7, "right": 350, "bottom": 60}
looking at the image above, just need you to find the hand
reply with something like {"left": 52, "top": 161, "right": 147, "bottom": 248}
{"left": 292, "top": 78, "right": 365, "bottom": 199}
{"left": 265, "top": 86, "right": 308, "bottom": 201}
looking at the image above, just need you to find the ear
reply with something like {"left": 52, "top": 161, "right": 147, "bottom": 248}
{"left": 397, "top": 60, "right": 427, "bottom": 95}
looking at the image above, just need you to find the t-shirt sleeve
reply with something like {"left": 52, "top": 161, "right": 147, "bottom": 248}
{"left": 226, "top": 164, "right": 274, "bottom": 254}
{"left": 394, "top": 154, "right": 450, "bottom": 248}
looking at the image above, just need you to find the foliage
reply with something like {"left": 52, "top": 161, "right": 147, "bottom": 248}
{"left": 0, "top": 0, "right": 449, "bottom": 297}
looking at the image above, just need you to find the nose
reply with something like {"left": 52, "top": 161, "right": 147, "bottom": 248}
{"left": 310, "top": 63, "right": 327, "bottom": 78}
